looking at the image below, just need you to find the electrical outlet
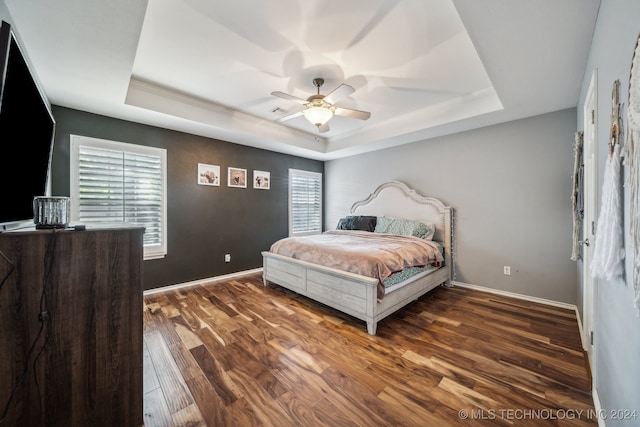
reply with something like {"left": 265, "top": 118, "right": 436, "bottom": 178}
{"left": 504, "top": 266, "right": 511, "bottom": 275}
{"left": 225, "top": 254, "right": 231, "bottom": 263}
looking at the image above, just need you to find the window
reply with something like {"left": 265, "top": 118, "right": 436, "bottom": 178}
{"left": 289, "top": 169, "right": 322, "bottom": 236}
{"left": 70, "top": 135, "right": 167, "bottom": 260}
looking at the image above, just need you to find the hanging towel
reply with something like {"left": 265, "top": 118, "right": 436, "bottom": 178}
{"left": 591, "top": 143, "right": 625, "bottom": 281}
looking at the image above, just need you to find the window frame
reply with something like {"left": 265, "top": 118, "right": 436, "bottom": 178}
{"left": 70, "top": 134, "right": 167, "bottom": 260}
{"left": 288, "top": 168, "right": 323, "bottom": 236}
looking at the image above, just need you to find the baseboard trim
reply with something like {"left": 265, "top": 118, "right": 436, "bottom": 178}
{"left": 143, "top": 268, "right": 263, "bottom": 296}
{"left": 450, "top": 280, "right": 578, "bottom": 311}
{"left": 146, "top": 276, "right": 583, "bottom": 330}
{"left": 451, "top": 281, "right": 602, "bottom": 419}
{"left": 592, "top": 386, "right": 606, "bottom": 427}
{"left": 453, "top": 280, "right": 590, "bottom": 357}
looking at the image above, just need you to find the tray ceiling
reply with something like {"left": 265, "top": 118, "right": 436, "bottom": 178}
{"left": 5, "top": 0, "right": 600, "bottom": 160}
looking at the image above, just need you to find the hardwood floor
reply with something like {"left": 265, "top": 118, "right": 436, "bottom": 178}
{"left": 142, "top": 273, "right": 596, "bottom": 426}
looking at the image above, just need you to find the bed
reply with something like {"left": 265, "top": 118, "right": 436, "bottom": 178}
{"left": 261, "top": 180, "right": 453, "bottom": 335}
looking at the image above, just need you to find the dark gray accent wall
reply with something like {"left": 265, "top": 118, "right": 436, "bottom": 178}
{"left": 50, "top": 106, "right": 323, "bottom": 291}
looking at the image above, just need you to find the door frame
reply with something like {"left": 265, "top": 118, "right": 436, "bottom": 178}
{"left": 582, "top": 69, "right": 598, "bottom": 372}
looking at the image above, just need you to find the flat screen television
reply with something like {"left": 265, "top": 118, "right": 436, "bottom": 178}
{"left": 0, "top": 20, "right": 56, "bottom": 230}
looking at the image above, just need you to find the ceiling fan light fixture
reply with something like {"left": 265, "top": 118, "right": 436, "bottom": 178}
{"left": 272, "top": 77, "right": 368, "bottom": 132}
{"left": 303, "top": 105, "right": 333, "bottom": 127}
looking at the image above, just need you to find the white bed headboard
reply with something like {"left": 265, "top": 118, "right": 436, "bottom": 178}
{"left": 350, "top": 181, "right": 448, "bottom": 241}
{"left": 350, "top": 181, "right": 454, "bottom": 277}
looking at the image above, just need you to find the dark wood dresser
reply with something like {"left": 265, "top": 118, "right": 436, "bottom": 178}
{"left": 0, "top": 226, "right": 144, "bottom": 426}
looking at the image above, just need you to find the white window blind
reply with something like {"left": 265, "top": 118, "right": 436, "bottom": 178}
{"left": 289, "top": 169, "right": 322, "bottom": 236}
{"left": 70, "top": 135, "right": 167, "bottom": 259}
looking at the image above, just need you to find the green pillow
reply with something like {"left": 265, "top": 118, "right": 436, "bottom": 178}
{"left": 375, "top": 217, "right": 435, "bottom": 240}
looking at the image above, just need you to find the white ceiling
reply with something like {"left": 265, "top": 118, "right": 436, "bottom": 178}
{"left": 5, "top": 0, "right": 600, "bottom": 160}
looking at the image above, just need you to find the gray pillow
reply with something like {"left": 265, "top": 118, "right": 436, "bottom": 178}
{"left": 336, "top": 215, "right": 377, "bottom": 232}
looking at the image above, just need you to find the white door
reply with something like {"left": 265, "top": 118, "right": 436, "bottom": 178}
{"left": 582, "top": 70, "right": 598, "bottom": 366}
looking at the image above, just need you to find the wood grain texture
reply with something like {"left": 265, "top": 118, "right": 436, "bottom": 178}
{"left": 143, "top": 273, "right": 596, "bottom": 426}
{"left": 0, "top": 228, "right": 144, "bottom": 427}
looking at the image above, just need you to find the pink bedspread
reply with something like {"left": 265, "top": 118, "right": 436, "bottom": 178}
{"left": 269, "top": 230, "right": 444, "bottom": 299}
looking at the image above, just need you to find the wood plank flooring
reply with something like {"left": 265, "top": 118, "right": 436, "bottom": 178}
{"left": 142, "top": 273, "right": 596, "bottom": 426}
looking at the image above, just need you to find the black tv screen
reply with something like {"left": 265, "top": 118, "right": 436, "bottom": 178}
{"left": 0, "top": 20, "right": 56, "bottom": 229}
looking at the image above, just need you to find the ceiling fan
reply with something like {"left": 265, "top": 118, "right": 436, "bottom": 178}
{"left": 271, "top": 78, "right": 371, "bottom": 133}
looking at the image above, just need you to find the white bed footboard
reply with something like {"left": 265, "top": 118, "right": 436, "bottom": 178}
{"left": 262, "top": 252, "right": 378, "bottom": 332}
{"left": 262, "top": 250, "right": 449, "bottom": 334}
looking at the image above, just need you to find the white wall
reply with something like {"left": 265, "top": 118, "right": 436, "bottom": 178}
{"left": 577, "top": 0, "right": 640, "bottom": 423}
{"left": 325, "top": 108, "right": 578, "bottom": 304}
{"left": 0, "top": 1, "right": 11, "bottom": 25}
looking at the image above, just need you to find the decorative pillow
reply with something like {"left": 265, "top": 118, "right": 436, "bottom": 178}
{"left": 336, "top": 215, "right": 377, "bottom": 232}
{"left": 374, "top": 216, "right": 409, "bottom": 234}
{"left": 374, "top": 217, "right": 435, "bottom": 240}
{"left": 413, "top": 222, "right": 436, "bottom": 240}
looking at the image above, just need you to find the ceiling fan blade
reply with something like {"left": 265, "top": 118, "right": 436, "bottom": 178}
{"left": 317, "top": 123, "right": 330, "bottom": 133}
{"left": 271, "top": 91, "right": 308, "bottom": 105}
{"left": 324, "top": 84, "right": 355, "bottom": 104}
{"left": 275, "top": 110, "right": 304, "bottom": 123}
{"left": 334, "top": 107, "right": 371, "bottom": 120}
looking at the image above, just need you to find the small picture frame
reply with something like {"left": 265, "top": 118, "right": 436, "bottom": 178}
{"left": 228, "top": 167, "right": 247, "bottom": 188}
{"left": 197, "top": 163, "right": 220, "bottom": 186}
{"left": 253, "top": 170, "right": 270, "bottom": 189}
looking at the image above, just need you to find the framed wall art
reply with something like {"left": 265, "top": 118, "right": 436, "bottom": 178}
{"left": 253, "top": 170, "right": 270, "bottom": 189}
{"left": 197, "top": 163, "right": 220, "bottom": 186}
{"left": 228, "top": 167, "right": 247, "bottom": 188}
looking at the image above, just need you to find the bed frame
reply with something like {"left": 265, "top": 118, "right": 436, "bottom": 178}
{"left": 262, "top": 181, "right": 453, "bottom": 335}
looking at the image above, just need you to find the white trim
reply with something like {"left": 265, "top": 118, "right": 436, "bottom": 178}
{"left": 582, "top": 69, "right": 598, "bottom": 361}
{"left": 575, "top": 306, "right": 586, "bottom": 351}
{"left": 592, "top": 386, "right": 606, "bottom": 427}
{"left": 451, "top": 281, "right": 578, "bottom": 311}
{"left": 452, "top": 280, "right": 592, "bottom": 355}
{"left": 147, "top": 275, "right": 585, "bottom": 336}
{"left": 70, "top": 134, "right": 168, "bottom": 260}
{"left": 143, "top": 268, "right": 263, "bottom": 296}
